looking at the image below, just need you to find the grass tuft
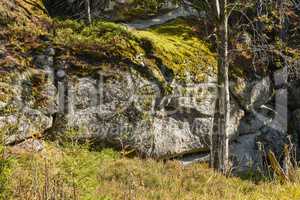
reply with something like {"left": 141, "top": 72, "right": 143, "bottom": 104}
{"left": 5, "top": 142, "right": 300, "bottom": 200}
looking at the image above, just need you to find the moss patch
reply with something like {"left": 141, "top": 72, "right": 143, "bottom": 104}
{"left": 133, "top": 19, "right": 217, "bottom": 82}
{"left": 0, "top": 0, "right": 52, "bottom": 84}
{"left": 53, "top": 19, "right": 217, "bottom": 84}
{"left": 1, "top": 0, "right": 217, "bottom": 85}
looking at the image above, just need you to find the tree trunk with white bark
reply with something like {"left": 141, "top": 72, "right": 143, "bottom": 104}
{"left": 210, "top": 0, "right": 230, "bottom": 174}
{"left": 85, "top": 0, "right": 92, "bottom": 25}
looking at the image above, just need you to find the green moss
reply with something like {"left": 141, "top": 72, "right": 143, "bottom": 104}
{"left": 54, "top": 19, "right": 217, "bottom": 84}
{"left": 0, "top": 84, "right": 14, "bottom": 103}
{"left": 133, "top": 19, "right": 217, "bottom": 82}
{"left": 0, "top": 0, "right": 53, "bottom": 97}
{"left": 0, "top": 0, "right": 49, "bottom": 34}
{"left": 54, "top": 20, "right": 144, "bottom": 62}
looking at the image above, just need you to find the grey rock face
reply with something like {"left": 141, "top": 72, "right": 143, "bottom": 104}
{"left": 256, "top": 127, "right": 288, "bottom": 163}
{"left": 292, "top": 109, "right": 300, "bottom": 137}
{"left": 149, "top": 117, "right": 212, "bottom": 158}
{"left": 229, "top": 100, "right": 245, "bottom": 138}
{"left": 229, "top": 69, "right": 290, "bottom": 172}
{"left": 3, "top": 107, "right": 53, "bottom": 145}
{"left": 51, "top": 67, "right": 217, "bottom": 158}
{"left": 1, "top": 47, "right": 293, "bottom": 173}
{"left": 291, "top": 109, "right": 300, "bottom": 160}
{"left": 289, "top": 81, "right": 300, "bottom": 110}
{"left": 8, "top": 139, "right": 44, "bottom": 154}
{"left": 238, "top": 113, "right": 265, "bottom": 135}
{"left": 231, "top": 77, "right": 272, "bottom": 110}
{"left": 250, "top": 77, "right": 272, "bottom": 108}
{"left": 230, "top": 133, "right": 263, "bottom": 172}
{"left": 0, "top": 53, "right": 57, "bottom": 146}
{"left": 231, "top": 110, "right": 289, "bottom": 172}
{"left": 33, "top": 55, "right": 54, "bottom": 69}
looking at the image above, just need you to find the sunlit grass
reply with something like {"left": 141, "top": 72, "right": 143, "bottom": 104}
{"left": 6, "top": 142, "right": 300, "bottom": 200}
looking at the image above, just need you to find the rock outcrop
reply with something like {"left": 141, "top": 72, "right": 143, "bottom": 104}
{"left": 0, "top": 0, "right": 297, "bottom": 174}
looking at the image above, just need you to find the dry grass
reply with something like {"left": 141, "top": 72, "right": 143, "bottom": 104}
{"left": 4, "top": 142, "right": 300, "bottom": 200}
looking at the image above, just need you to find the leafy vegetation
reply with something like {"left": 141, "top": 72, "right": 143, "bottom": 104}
{"left": 0, "top": 130, "right": 13, "bottom": 199}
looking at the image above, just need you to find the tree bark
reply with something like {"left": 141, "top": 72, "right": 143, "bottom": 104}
{"left": 210, "top": 0, "right": 230, "bottom": 174}
{"left": 85, "top": 0, "right": 92, "bottom": 25}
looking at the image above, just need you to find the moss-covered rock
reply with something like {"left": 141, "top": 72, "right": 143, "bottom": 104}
{"left": 0, "top": 0, "right": 219, "bottom": 158}
{"left": 53, "top": 18, "right": 217, "bottom": 84}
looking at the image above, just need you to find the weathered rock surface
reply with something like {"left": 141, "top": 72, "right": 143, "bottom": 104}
{"left": 0, "top": 50, "right": 57, "bottom": 146}
{"left": 7, "top": 139, "right": 44, "bottom": 155}
{"left": 288, "top": 81, "right": 300, "bottom": 110}
{"left": 51, "top": 67, "right": 217, "bottom": 158}
{"left": 3, "top": 107, "right": 53, "bottom": 145}
{"left": 230, "top": 133, "right": 262, "bottom": 172}
{"left": 231, "top": 77, "right": 272, "bottom": 110}
{"left": 291, "top": 109, "right": 300, "bottom": 160}
{"left": 1, "top": 48, "right": 293, "bottom": 170}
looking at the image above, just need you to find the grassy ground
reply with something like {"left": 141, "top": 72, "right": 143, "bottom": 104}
{"left": 2, "top": 142, "right": 300, "bottom": 200}
{"left": 1, "top": 1, "right": 300, "bottom": 199}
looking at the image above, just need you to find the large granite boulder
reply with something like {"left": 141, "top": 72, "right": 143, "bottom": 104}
{"left": 51, "top": 66, "right": 217, "bottom": 158}
{"left": 231, "top": 76, "right": 272, "bottom": 110}
{"left": 288, "top": 81, "right": 300, "bottom": 110}
{"left": 291, "top": 109, "right": 300, "bottom": 160}
{"left": 230, "top": 133, "right": 263, "bottom": 172}
{"left": 231, "top": 68, "right": 290, "bottom": 172}
{"left": 0, "top": 49, "right": 57, "bottom": 146}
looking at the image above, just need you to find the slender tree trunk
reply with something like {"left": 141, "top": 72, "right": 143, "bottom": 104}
{"left": 222, "top": 5, "right": 230, "bottom": 173}
{"left": 210, "top": 0, "right": 230, "bottom": 174}
{"left": 85, "top": 0, "right": 92, "bottom": 25}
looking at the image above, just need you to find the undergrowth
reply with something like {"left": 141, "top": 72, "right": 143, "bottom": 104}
{"left": 0, "top": 131, "right": 13, "bottom": 199}
{"left": 4, "top": 141, "right": 300, "bottom": 200}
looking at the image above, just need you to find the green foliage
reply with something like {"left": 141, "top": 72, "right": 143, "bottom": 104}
{"left": 0, "top": 131, "right": 13, "bottom": 199}
{"left": 9, "top": 142, "right": 119, "bottom": 200}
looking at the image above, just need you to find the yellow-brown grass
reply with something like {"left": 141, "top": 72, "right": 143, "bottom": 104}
{"left": 5, "top": 142, "right": 300, "bottom": 200}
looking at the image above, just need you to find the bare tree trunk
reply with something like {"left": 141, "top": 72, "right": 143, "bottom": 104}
{"left": 85, "top": 0, "right": 92, "bottom": 25}
{"left": 210, "top": 0, "right": 230, "bottom": 174}
{"left": 222, "top": 5, "right": 230, "bottom": 173}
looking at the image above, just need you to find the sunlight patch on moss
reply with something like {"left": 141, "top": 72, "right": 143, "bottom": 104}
{"left": 54, "top": 19, "right": 217, "bottom": 83}
{"left": 133, "top": 22, "right": 217, "bottom": 82}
